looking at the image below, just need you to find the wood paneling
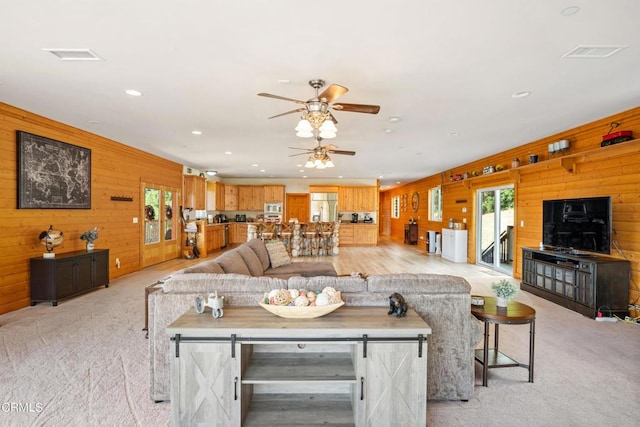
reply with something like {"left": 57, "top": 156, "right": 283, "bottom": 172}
{"left": 382, "top": 106, "right": 640, "bottom": 307}
{"left": 0, "top": 102, "right": 182, "bottom": 314}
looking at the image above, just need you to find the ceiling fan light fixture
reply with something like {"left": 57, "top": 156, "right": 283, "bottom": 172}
{"left": 319, "top": 130, "right": 336, "bottom": 139}
{"left": 325, "top": 159, "right": 334, "bottom": 168}
{"left": 295, "top": 119, "right": 312, "bottom": 132}
{"left": 296, "top": 130, "right": 314, "bottom": 138}
{"left": 319, "top": 119, "right": 337, "bottom": 133}
{"left": 305, "top": 158, "right": 315, "bottom": 168}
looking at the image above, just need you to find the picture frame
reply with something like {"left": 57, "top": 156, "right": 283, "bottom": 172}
{"left": 17, "top": 131, "right": 91, "bottom": 209}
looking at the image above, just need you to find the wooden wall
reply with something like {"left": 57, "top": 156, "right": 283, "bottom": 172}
{"left": 382, "top": 106, "right": 640, "bottom": 307}
{"left": 0, "top": 103, "right": 183, "bottom": 315}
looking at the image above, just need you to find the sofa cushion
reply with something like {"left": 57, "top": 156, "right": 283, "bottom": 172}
{"left": 215, "top": 251, "right": 252, "bottom": 276}
{"left": 288, "top": 275, "right": 364, "bottom": 292}
{"left": 367, "top": 274, "right": 471, "bottom": 294}
{"left": 265, "top": 241, "right": 291, "bottom": 268}
{"left": 236, "top": 245, "right": 265, "bottom": 276}
{"left": 265, "top": 261, "right": 337, "bottom": 278}
{"left": 183, "top": 260, "right": 224, "bottom": 274}
{"left": 245, "top": 238, "right": 271, "bottom": 271}
{"left": 161, "top": 273, "right": 286, "bottom": 293}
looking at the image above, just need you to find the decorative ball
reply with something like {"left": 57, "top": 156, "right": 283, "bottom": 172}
{"left": 328, "top": 292, "right": 342, "bottom": 305}
{"left": 268, "top": 289, "right": 280, "bottom": 299}
{"left": 321, "top": 287, "right": 337, "bottom": 297}
{"left": 273, "top": 289, "right": 291, "bottom": 306}
{"left": 307, "top": 291, "right": 316, "bottom": 302}
{"left": 315, "top": 293, "right": 330, "bottom": 306}
{"left": 289, "top": 289, "right": 300, "bottom": 299}
{"left": 294, "top": 296, "right": 309, "bottom": 307}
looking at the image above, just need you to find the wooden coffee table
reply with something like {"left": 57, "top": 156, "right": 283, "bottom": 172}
{"left": 471, "top": 296, "right": 536, "bottom": 386}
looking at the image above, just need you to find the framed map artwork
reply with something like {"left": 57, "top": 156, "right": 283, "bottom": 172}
{"left": 17, "top": 131, "right": 91, "bottom": 209}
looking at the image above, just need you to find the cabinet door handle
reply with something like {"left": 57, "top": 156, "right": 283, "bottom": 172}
{"left": 360, "top": 377, "right": 364, "bottom": 400}
{"left": 234, "top": 376, "right": 238, "bottom": 401}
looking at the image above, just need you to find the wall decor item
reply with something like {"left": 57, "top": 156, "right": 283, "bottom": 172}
{"left": 17, "top": 131, "right": 91, "bottom": 209}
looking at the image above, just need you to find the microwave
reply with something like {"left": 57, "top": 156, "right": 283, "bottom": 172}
{"left": 264, "top": 202, "right": 282, "bottom": 213}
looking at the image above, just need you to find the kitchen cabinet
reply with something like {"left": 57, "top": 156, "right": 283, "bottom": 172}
{"left": 441, "top": 229, "right": 468, "bottom": 263}
{"left": 168, "top": 307, "right": 429, "bottom": 426}
{"left": 183, "top": 175, "right": 206, "bottom": 210}
{"left": 206, "top": 181, "right": 225, "bottom": 211}
{"left": 263, "top": 185, "right": 285, "bottom": 203}
{"left": 224, "top": 185, "right": 239, "bottom": 211}
{"left": 30, "top": 249, "right": 109, "bottom": 306}
{"left": 232, "top": 223, "right": 248, "bottom": 243}
{"left": 205, "top": 224, "right": 225, "bottom": 254}
{"left": 339, "top": 186, "right": 377, "bottom": 212}
{"left": 339, "top": 223, "right": 377, "bottom": 246}
{"left": 238, "top": 185, "right": 264, "bottom": 211}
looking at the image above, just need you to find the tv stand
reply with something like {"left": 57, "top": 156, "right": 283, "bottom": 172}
{"left": 521, "top": 247, "right": 630, "bottom": 318}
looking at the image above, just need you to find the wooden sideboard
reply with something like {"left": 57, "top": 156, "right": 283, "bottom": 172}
{"left": 30, "top": 249, "right": 109, "bottom": 306}
{"left": 168, "top": 306, "right": 431, "bottom": 426}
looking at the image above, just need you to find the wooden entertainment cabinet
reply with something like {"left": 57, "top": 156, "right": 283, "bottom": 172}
{"left": 30, "top": 249, "right": 109, "bottom": 306}
{"left": 520, "top": 247, "right": 630, "bottom": 318}
{"left": 168, "top": 306, "right": 431, "bottom": 426}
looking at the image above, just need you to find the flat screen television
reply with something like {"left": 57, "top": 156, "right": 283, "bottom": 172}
{"left": 542, "top": 196, "right": 612, "bottom": 255}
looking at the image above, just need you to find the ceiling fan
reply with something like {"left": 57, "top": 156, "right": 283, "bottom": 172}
{"left": 258, "top": 79, "right": 380, "bottom": 122}
{"left": 289, "top": 138, "right": 355, "bottom": 169}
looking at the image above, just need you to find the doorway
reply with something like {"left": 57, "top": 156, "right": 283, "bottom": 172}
{"left": 142, "top": 183, "right": 181, "bottom": 268}
{"left": 476, "top": 185, "right": 515, "bottom": 274}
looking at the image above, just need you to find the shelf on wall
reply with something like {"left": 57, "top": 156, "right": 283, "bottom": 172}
{"left": 442, "top": 138, "right": 639, "bottom": 188}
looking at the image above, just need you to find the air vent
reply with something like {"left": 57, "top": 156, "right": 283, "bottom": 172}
{"left": 42, "top": 48, "right": 104, "bottom": 61}
{"left": 562, "top": 45, "right": 627, "bottom": 58}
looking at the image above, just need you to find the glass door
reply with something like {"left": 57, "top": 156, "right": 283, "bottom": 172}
{"left": 142, "top": 183, "right": 180, "bottom": 267}
{"left": 476, "top": 185, "right": 515, "bottom": 274}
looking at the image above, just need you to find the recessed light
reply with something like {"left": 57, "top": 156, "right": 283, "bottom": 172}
{"left": 561, "top": 6, "right": 579, "bottom": 16}
{"left": 192, "top": 130, "right": 202, "bottom": 135}
{"left": 385, "top": 129, "right": 393, "bottom": 133}
{"left": 338, "top": 176, "right": 343, "bottom": 179}
{"left": 299, "top": 169, "right": 304, "bottom": 172}
{"left": 512, "top": 91, "right": 531, "bottom": 99}
{"left": 378, "top": 175, "right": 384, "bottom": 179}
{"left": 251, "top": 163, "right": 259, "bottom": 167}
{"left": 125, "top": 89, "right": 143, "bottom": 97}
{"left": 206, "top": 170, "right": 217, "bottom": 176}
{"left": 225, "top": 151, "right": 232, "bottom": 155}
{"left": 260, "top": 169, "right": 266, "bottom": 173}
{"left": 389, "top": 117, "right": 400, "bottom": 123}
{"left": 396, "top": 181, "right": 401, "bottom": 184}
{"left": 88, "top": 120, "right": 100, "bottom": 124}
{"left": 449, "top": 132, "right": 459, "bottom": 136}
{"left": 302, "top": 176, "right": 308, "bottom": 178}
{"left": 43, "top": 48, "right": 103, "bottom": 61}
{"left": 277, "top": 79, "right": 290, "bottom": 84}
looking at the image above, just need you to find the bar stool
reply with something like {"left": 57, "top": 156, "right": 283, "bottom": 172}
{"left": 258, "top": 223, "right": 276, "bottom": 241}
{"left": 319, "top": 222, "right": 335, "bottom": 255}
{"left": 279, "top": 222, "right": 294, "bottom": 254}
{"left": 301, "top": 223, "right": 320, "bottom": 256}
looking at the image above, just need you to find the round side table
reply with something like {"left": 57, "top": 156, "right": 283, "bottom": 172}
{"left": 471, "top": 296, "right": 536, "bottom": 386}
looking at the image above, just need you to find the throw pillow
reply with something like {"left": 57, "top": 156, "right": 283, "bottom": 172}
{"left": 265, "top": 241, "right": 291, "bottom": 269}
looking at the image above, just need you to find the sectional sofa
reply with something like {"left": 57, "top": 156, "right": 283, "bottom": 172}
{"left": 148, "top": 238, "right": 483, "bottom": 402}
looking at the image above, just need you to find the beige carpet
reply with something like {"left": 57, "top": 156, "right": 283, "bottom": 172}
{"left": 1, "top": 242, "right": 638, "bottom": 426}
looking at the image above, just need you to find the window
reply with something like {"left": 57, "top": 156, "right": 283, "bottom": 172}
{"left": 392, "top": 196, "right": 400, "bottom": 218}
{"left": 428, "top": 186, "right": 442, "bottom": 221}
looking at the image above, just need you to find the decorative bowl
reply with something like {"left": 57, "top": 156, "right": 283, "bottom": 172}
{"left": 258, "top": 301, "right": 345, "bottom": 319}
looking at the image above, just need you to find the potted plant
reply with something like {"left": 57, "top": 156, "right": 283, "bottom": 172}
{"left": 491, "top": 279, "right": 518, "bottom": 307}
{"left": 80, "top": 227, "right": 100, "bottom": 251}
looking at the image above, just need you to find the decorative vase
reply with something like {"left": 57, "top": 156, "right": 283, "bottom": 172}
{"left": 496, "top": 297, "right": 508, "bottom": 307}
{"left": 86, "top": 242, "right": 94, "bottom": 251}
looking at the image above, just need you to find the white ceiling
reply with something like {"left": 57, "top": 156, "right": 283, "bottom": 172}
{"left": 2, "top": 1, "right": 639, "bottom": 189}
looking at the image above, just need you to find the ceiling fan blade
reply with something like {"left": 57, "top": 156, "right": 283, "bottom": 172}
{"left": 328, "top": 111, "right": 338, "bottom": 124}
{"left": 332, "top": 103, "right": 380, "bottom": 114}
{"left": 287, "top": 146, "right": 313, "bottom": 151}
{"left": 328, "top": 149, "right": 356, "bottom": 156}
{"left": 268, "top": 108, "right": 305, "bottom": 119}
{"left": 288, "top": 152, "right": 311, "bottom": 157}
{"left": 258, "top": 93, "right": 306, "bottom": 104}
{"left": 318, "top": 84, "right": 348, "bottom": 103}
